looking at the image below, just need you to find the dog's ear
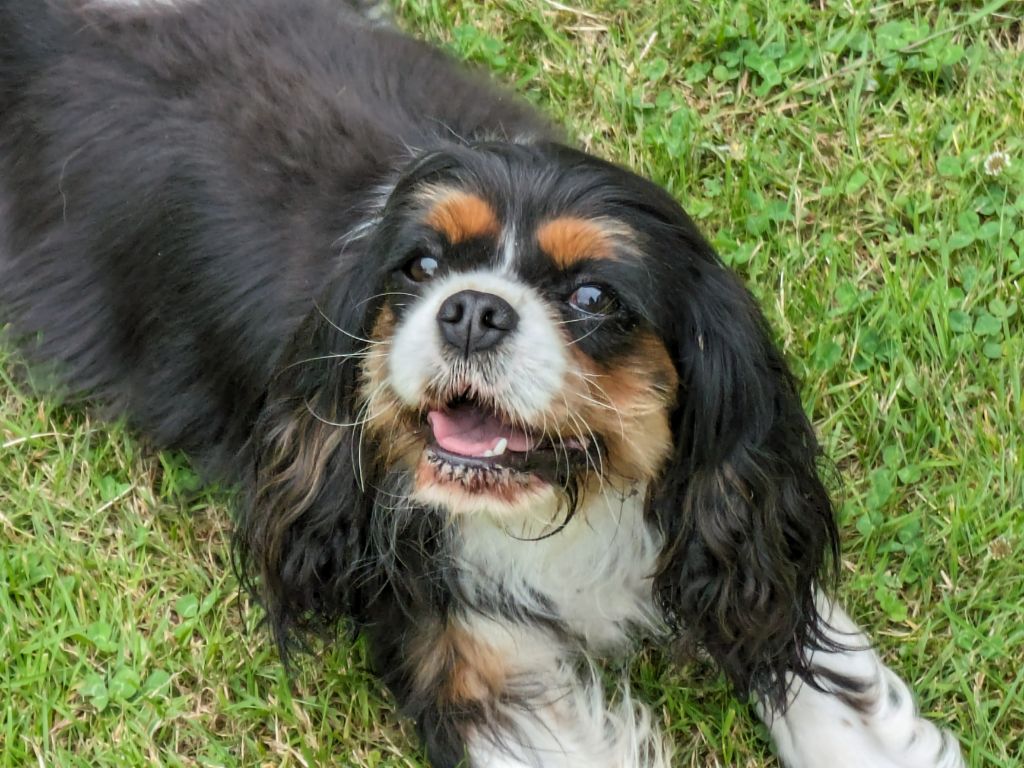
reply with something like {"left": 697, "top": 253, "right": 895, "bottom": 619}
{"left": 232, "top": 149, "right": 476, "bottom": 654}
{"left": 234, "top": 276, "right": 381, "bottom": 656}
{"left": 644, "top": 213, "right": 839, "bottom": 708}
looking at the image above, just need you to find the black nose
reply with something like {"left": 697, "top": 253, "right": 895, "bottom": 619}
{"left": 437, "top": 290, "right": 519, "bottom": 356}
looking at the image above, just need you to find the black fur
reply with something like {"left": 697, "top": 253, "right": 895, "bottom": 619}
{"left": 0, "top": 0, "right": 548, "bottom": 477}
{"left": 640, "top": 198, "right": 841, "bottom": 705}
{"left": 1, "top": 0, "right": 839, "bottom": 763}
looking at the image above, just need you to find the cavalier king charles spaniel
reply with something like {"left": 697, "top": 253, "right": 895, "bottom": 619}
{"left": 0, "top": 1, "right": 965, "bottom": 766}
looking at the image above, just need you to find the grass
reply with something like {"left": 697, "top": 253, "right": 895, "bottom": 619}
{"left": 1, "top": 0, "right": 1022, "bottom": 765}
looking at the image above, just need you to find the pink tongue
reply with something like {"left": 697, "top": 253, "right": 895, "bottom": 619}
{"left": 428, "top": 403, "right": 536, "bottom": 458}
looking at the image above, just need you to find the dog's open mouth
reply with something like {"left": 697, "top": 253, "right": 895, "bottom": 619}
{"left": 424, "top": 393, "right": 589, "bottom": 479}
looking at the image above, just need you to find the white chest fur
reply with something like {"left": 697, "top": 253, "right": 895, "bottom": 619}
{"left": 454, "top": 484, "right": 663, "bottom": 651}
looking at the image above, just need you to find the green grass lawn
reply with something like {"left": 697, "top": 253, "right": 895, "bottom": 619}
{"left": 2, "top": 1, "right": 1022, "bottom": 765}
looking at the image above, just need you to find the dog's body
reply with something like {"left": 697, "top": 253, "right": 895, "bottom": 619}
{"left": 0, "top": 2, "right": 965, "bottom": 766}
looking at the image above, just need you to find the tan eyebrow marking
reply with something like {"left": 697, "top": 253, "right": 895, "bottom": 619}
{"left": 536, "top": 217, "right": 627, "bottom": 269}
{"left": 424, "top": 191, "right": 500, "bottom": 244}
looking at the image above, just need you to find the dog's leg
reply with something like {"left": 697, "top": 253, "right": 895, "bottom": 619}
{"left": 759, "top": 596, "right": 965, "bottom": 768}
{"left": 373, "top": 613, "right": 671, "bottom": 768}
{"left": 463, "top": 633, "right": 671, "bottom": 768}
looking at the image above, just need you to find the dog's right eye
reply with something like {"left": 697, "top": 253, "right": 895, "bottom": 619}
{"left": 402, "top": 252, "right": 439, "bottom": 283}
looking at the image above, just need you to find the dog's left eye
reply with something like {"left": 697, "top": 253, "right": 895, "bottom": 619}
{"left": 568, "top": 284, "right": 618, "bottom": 316}
{"left": 402, "top": 252, "right": 439, "bottom": 283}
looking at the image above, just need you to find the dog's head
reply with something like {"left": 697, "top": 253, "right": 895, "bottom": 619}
{"left": 357, "top": 142, "right": 683, "bottom": 521}
{"left": 241, "top": 141, "right": 837, "bottom": 704}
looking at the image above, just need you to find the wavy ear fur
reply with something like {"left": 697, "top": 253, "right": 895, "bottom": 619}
{"left": 235, "top": 278, "right": 382, "bottom": 656}
{"left": 231, "top": 147, "right": 510, "bottom": 656}
{"left": 645, "top": 214, "right": 839, "bottom": 709}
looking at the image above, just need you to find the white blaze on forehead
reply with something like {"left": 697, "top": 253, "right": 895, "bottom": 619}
{"left": 499, "top": 224, "right": 518, "bottom": 272}
{"left": 387, "top": 269, "right": 568, "bottom": 422}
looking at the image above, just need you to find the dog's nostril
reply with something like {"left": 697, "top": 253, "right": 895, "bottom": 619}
{"left": 438, "top": 299, "right": 465, "bottom": 324}
{"left": 480, "top": 303, "right": 516, "bottom": 331}
{"left": 437, "top": 289, "right": 519, "bottom": 356}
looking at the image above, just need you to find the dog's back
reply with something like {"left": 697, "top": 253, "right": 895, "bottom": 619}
{"left": 0, "top": 0, "right": 548, "bottom": 477}
{"left": 0, "top": 1, "right": 57, "bottom": 117}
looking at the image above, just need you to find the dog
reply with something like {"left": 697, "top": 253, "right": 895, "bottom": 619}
{"left": 0, "top": 1, "right": 966, "bottom": 766}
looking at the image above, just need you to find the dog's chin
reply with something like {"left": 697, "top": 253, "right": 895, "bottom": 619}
{"left": 411, "top": 458, "right": 560, "bottom": 519}
{"left": 404, "top": 392, "right": 592, "bottom": 519}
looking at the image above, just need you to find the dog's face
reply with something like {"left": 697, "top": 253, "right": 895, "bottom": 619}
{"left": 356, "top": 143, "right": 680, "bottom": 520}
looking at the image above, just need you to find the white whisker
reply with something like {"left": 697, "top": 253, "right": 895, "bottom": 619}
{"left": 313, "top": 301, "right": 388, "bottom": 345}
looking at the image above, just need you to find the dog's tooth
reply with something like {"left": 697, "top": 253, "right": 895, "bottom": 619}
{"left": 478, "top": 437, "right": 508, "bottom": 458}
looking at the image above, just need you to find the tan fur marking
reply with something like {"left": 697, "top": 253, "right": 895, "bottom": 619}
{"left": 359, "top": 306, "right": 423, "bottom": 467}
{"left": 536, "top": 217, "right": 626, "bottom": 269}
{"left": 411, "top": 622, "right": 508, "bottom": 705}
{"left": 425, "top": 191, "right": 500, "bottom": 244}
{"left": 567, "top": 332, "right": 677, "bottom": 482}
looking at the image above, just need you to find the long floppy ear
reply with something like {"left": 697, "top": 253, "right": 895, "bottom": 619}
{"left": 234, "top": 276, "right": 383, "bottom": 657}
{"left": 650, "top": 248, "right": 839, "bottom": 708}
{"left": 233, "top": 149, "right": 486, "bottom": 655}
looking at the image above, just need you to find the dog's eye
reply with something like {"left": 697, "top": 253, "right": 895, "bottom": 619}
{"left": 402, "top": 252, "right": 439, "bottom": 283}
{"left": 568, "top": 284, "right": 618, "bottom": 316}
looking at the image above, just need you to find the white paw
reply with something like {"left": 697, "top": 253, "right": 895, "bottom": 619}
{"left": 768, "top": 668, "right": 964, "bottom": 768}
{"left": 762, "top": 598, "right": 966, "bottom": 768}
